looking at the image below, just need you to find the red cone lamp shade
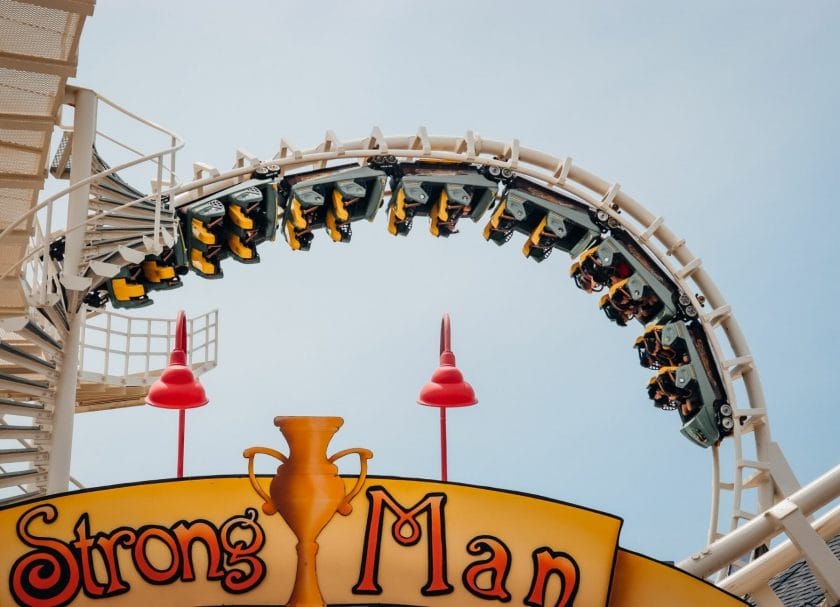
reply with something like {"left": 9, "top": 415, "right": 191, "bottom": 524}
{"left": 418, "top": 350, "right": 477, "bottom": 408}
{"left": 417, "top": 314, "right": 477, "bottom": 482}
{"left": 146, "top": 311, "right": 208, "bottom": 410}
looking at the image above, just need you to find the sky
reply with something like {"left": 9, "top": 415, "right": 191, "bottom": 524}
{"left": 60, "top": 0, "right": 840, "bottom": 563}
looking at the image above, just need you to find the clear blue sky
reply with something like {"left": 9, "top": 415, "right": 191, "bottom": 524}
{"left": 67, "top": 0, "right": 840, "bottom": 562}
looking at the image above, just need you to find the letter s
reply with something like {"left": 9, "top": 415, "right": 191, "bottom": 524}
{"left": 10, "top": 505, "right": 81, "bottom": 607}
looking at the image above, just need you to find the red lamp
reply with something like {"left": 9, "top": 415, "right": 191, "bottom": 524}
{"left": 418, "top": 314, "right": 477, "bottom": 481}
{"left": 146, "top": 310, "right": 208, "bottom": 477}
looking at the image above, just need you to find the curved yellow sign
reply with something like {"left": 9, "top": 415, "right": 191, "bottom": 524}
{"left": 0, "top": 476, "right": 744, "bottom": 607}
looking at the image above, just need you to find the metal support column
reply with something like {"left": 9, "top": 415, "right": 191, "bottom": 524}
{"left": 46, "top": 309, "right": 84, "bottom": 493}
{"left": 47, "top": 88, "right": 97, "bottom": 494}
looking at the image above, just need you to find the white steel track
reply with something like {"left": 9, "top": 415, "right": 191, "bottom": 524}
{"left": 170, "top": 128, "right": 787, "bottom": 559}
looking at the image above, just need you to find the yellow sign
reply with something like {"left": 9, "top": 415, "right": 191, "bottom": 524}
{"left": 0, "top": 417, "right": 746, "bottom": 606}
{"left": 0, "top": 477, "right": 746, "bottom": 607}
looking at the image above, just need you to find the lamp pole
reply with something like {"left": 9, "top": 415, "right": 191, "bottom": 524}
{"left": 418, "top": 314, "right": 477, "bottom": 482}
{"left": 146, "top": 311, "right": 208, "bottom": 478}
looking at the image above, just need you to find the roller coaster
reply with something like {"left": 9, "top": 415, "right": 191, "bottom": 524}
{"left": 0, "top": 2, "right": 838, "bottom": 604}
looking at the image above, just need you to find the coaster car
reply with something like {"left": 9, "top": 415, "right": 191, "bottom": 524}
{"left": 571, "top": 244, "right": 633, "bottom": 293}
{"left": 106, "top": 266, "right": 152, "bottom": 309}
{"left": 181, "top": 198, "right": 227, "bottom": 278}
{"left": 387, "top": 162, "right": 496, "bottom": 238}
{"left": 634, "top": 324, "right": 688, "bottom": 370}
{"left": 483, "top": 177, "right": 600, "bottom": 262}
{"left": 179, "top": 173, "right": 281, "bottom": 274}
{"left": 102, "top": 241, "right": 189, "bottom": 309}
{"left": 225, "top": 186, "right": 265, "bottom": 263}
{"left": 647, "top": 367, "right": 688, "bottom": 412}
{"left": 212, "top": 178, "right": 280, "bottom": 263}
{"left": 281, "top": 165, "right": 387, "bottom": 250}
{"left": 581, "top": 235, "right": 683, "bottom": 326}
{"left": 644, "top": 326, "right": 733, "bottom": 448}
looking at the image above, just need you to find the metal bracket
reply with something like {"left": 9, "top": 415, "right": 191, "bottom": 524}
{"left": 552, "top": 156, "right": 573, "bottom": 186}
{"left": 409, "top": 126, "right": 431, "bottom": 155}
{"left": 502, "top": 139, "right": 520, "bottom": 170}
{"left": 366, "top": 126, "right": 388, "bottom": 153}
{"left": 276, "top": 138, "right": 303, "bottom": 161}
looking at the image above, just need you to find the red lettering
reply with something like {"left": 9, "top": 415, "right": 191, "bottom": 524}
{"left": 462, "top": 535, "right": 512, "bottom": 601}
{"left": 173, "top": 520, "right": 225, "bottom": 582}
{"left": 133, "top": 527, "right": 181, "bottom": 584}
{"left": 219, "top": 508, "right": 266, "bottom": 593}
{"left": 524, "top": 547, "right": 580, "bottom": 607}
{"left": 95, "top": 528, "right": 136, "bottom": 595}
{"left": 72, "top": 515, "right": 106, "bottom": 597}
{"left": 8, "top": 504, "right": 267, "bottom": 601}
{"left": 10, "top": 505, "right": 81, "bottom": 607}
{"left": 353, "top": 486, "right": 453, "bottom": 596}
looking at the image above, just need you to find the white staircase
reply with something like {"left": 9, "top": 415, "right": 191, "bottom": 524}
{"left": 0, "top": 312, "right": 63, "bottom": 506}
{"left": 0, "top": 55, "right": 215, "bottom": 503}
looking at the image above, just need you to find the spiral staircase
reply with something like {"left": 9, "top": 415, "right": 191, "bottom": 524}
{"left": 0, "top": 0, "right": 216, "bottom": 507}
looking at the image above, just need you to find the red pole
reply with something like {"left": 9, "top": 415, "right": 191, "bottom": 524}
{"left": 440, "top": 406, "right": 448, "bottom": 482}
{"left": 177, "top": 408, "right": 185, "bottom": 478}
{"left": 418, "top": 313, "right": 475, "bottom": 483}
{"left": 439, "top": 314, "right": 450, "bottom": 482}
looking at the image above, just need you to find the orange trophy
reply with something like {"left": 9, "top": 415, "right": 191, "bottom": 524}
{"left": 244, "top": 416, "right": 373, "bottom": 607}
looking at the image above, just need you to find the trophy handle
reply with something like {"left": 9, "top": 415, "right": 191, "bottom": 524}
{"left": 243, "top": 446, "right": 288, "bottom": 515}
{"left": 329, "top": 447, "right": 373, "bottom": 516}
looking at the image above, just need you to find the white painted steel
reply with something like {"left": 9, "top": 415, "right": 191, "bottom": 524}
{"left": 721, "top": 504, "right": 840, "bottom": 596}
{"left": 78, "top": 307, "right": 218, "bottom": 387}
{"left": 46, "top": 87, "right": 96, "bottom": 494}
{"left": 45, "top": 308, "right": 81, "bottom": 494}
{"left": 61, "top": 88, "right": 97, "bottom": 297}
{"left": 678, "top": 464, "right": 840, "bottom": 576}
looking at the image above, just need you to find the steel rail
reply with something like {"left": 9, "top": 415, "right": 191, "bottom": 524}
{"left": 166, "top": 130, "right": 776, "bottom": 562}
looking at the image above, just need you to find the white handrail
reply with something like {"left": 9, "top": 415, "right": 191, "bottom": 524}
{"left": 78, "top": 308, "right": 218, "bottom": 386}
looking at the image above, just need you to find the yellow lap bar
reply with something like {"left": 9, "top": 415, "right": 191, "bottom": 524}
{"left": 111, "top": 278, "right": 145, "bottom": 301}
{"left": 289, "top": 198, "right": 307, "bottom": 230}
{"left": 326, "top": 210, "right": 343, "bottom": 242}
{"left": 142, "top": 261, "right": 175, "bottom": 283}
{"left": 522, "top": 238, "right": 533, "bottom": 258}
{"left": 228, "top": 234, "right": 254, "bottom": 259}
{"left": 394, "top": 189, "right": 407, "bottom": 220}
{"left": 387, "top": 207, "right": 400, "bottom": 236}
{"left": 483, "top": 201, "right": 507, "bottom": 240}
{"left": 436, "top": 190, "right": 449, "bottom": 221}
{"left": 430, "top": 213, "right": 440, "bottom": 237}
{"left": 191, "top": 218, "right": 216, "bottom": 245}
{"left": 285, "top": 221, "right": 302, "bottom": 250}
{"left": 228, "top": 204, "right": 254, "bottom": 230}
{"left": 529, "top": 215, "right": 548, "bottom": 245}
{"left": 190, "top": 249, "right": 216, "bottom": 274}
{"left": 332, "top": 191, "right": 350, "bottom": 222}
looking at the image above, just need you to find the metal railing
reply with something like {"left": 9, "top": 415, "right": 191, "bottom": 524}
{"left": 78, "top": 308, "right": 218, "bottom": 386}
{"left": 0, "top": 88, "right": 184, "bottom": 306}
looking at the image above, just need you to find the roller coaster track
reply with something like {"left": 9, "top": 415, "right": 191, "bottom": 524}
{"left": 165, "top": 130, "right": 840, "bottom": 600}
{"left": 1, "top": 97, "right": 838, "bottom": 603}
{"left": 3, "top": 2, "right": 837, "bottom": 603}
{"left": 171, "top": 127, "right": 791, "bottom": 546}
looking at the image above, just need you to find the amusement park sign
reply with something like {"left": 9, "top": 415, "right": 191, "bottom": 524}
{"left": 0, "top": 417, "right": 744, "bottom": 607}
